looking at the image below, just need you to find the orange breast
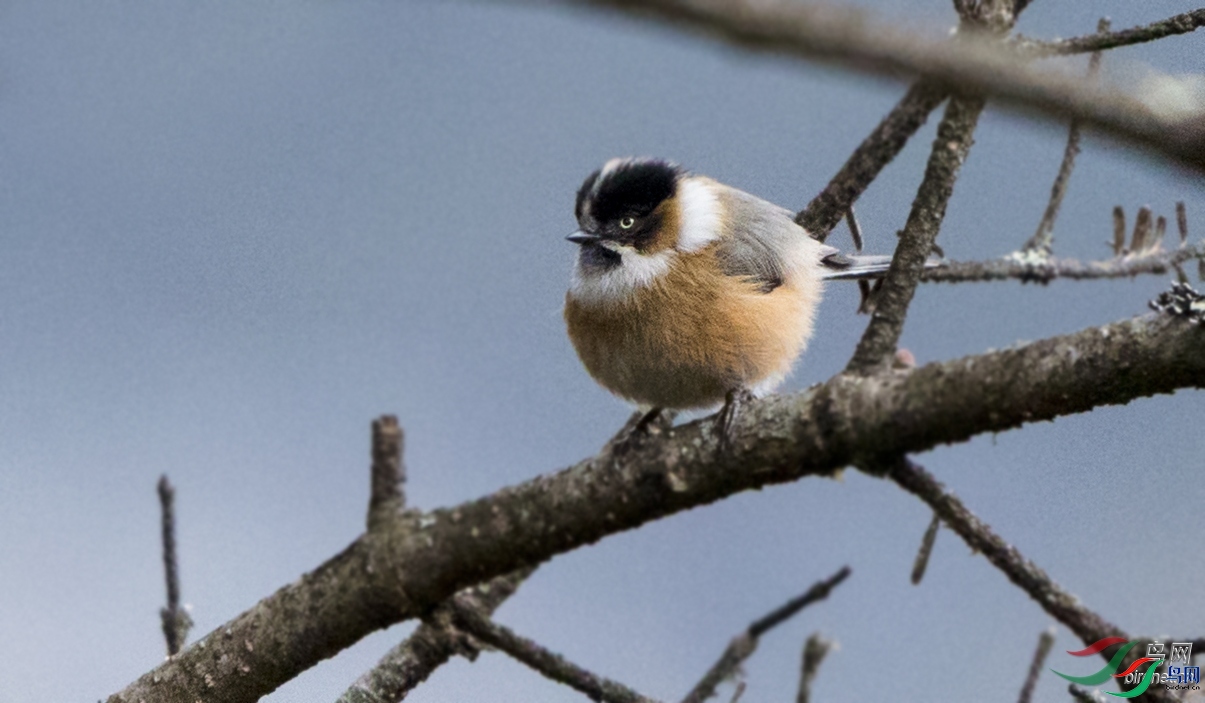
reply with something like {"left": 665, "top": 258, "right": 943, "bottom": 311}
{"left": 564, "top": 249, "right": 818, "bottom": 409}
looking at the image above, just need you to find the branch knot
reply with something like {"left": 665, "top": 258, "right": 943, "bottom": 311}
{"left": 1149, "top": 281, "right": 1205, "bottom": 324}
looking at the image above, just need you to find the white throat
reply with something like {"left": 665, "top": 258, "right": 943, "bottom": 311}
{"left": 570, "top": 245, "right": 673, "bottom": 306}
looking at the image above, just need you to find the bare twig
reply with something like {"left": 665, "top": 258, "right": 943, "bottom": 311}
{"left": 681, "top": 567, "right": 850, "bottom": 703}
{"left": 446, "top": 599, "right": 658, "bottom": 703}
{"left": 1022, "top": 19, "right": 1108, "bottom": 256}
{"left": 918, "top": 241, "right": 1205, "bottom": 283}
{"left": 368, "top": 415, "right": 405, "bottom": 532}
{"left": 885, "top": 458, "right": 1124, "bottom": 647}
{"left": 1132, "top": 206, "right": 1153, "bottom": 253}
{"left": 1018, "top": 10, "right": 1205, "bottom": 57}
{"left": 749, "top": 568, "right": 851, "bottom": 638}
{"left": 727, "top": 682, "right": 746, "bottom": 703}
{"left": 1178, "top": 201, "right": 1189, "bottom": 245}
{"left": 844, "top": 206, "right": 865, "bottom": 253}
{"left": 845, "top": 206, "right": 876, "bottom": 311}
{"left": 845, "top": 94, "right": 985, "bottom": 374}
{"left": 910, "top": 512, "right": 941, "bottom": 585}
{"left": 337, "top": 569, "right": 533, "bottom": 703}
{"left": 795, "top": 634, "right": 832, "bottom": 703}
{"left": 1017, "top": 628, "right": 1055, "bottom": 703}
{"left": 157, "top": 475, "right": 192, "bottom": 657}
{"left": 1112, "top": 206, "right": 1126, "bottom": 256}
{"left": 796, "top": 81, "right": 948, "bottom": 239}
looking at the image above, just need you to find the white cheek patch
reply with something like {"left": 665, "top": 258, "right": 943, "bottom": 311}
{"left": 570, "top": 247, "right": 673, "bottom": 306}
{"left": 676, "top": 177, "right": 722, "bottom": 253}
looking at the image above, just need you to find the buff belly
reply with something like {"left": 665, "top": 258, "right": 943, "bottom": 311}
{"left": 564, "top": 255, "right": 819, "bottom": 410}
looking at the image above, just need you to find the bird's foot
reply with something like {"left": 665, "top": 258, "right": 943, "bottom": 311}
{"left": 715, "top": 388, "right": 755, "bottom": 455}
{"left": 606, "top": 407, "right": 674, "bottom": 455}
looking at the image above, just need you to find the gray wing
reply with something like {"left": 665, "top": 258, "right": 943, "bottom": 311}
{"left": 709, "top": 187, "right": 938, "bottom": 285}
{"left": 713, "top": 187, "right": 815, "bottom": 293}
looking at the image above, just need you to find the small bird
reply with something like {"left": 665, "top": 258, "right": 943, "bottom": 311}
{"left": 563, "top": 157, "right": 894, "bottom": 446}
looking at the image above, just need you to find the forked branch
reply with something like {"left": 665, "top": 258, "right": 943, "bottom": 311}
{"left": 107, "top": 305, "right": 1205, "bottom": 703}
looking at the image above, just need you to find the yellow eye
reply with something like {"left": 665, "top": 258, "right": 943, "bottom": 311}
{"left": 619, "top": 216, "right": 635, "bottom": 229}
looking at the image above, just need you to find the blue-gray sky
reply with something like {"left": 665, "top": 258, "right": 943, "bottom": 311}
{"left": 1, "top": 2, "right": 1202, "bottom": 701}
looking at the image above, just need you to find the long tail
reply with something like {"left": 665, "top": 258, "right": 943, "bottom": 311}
{"left": 819, "top": 252, "right": 941, "bottom": 281}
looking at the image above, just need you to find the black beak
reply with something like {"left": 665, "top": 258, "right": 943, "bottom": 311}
{"left": 566, "top": 230, "right": 601, "bottom": 245}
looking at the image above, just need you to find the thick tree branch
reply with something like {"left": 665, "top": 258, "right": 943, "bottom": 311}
{"left": 106, "top": 310, "right": 1205, "bottom": 703}
{"left": 563, "top": 0, "right": 1205, "bottom": 173}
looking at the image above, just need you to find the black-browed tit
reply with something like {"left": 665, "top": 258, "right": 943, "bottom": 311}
{"left": 563, "top": 157, "right": 892, "bottom": 442}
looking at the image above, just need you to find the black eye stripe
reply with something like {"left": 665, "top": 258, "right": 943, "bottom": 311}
{"left": 609, "top": 209, "right": 664, "bottom": 248}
